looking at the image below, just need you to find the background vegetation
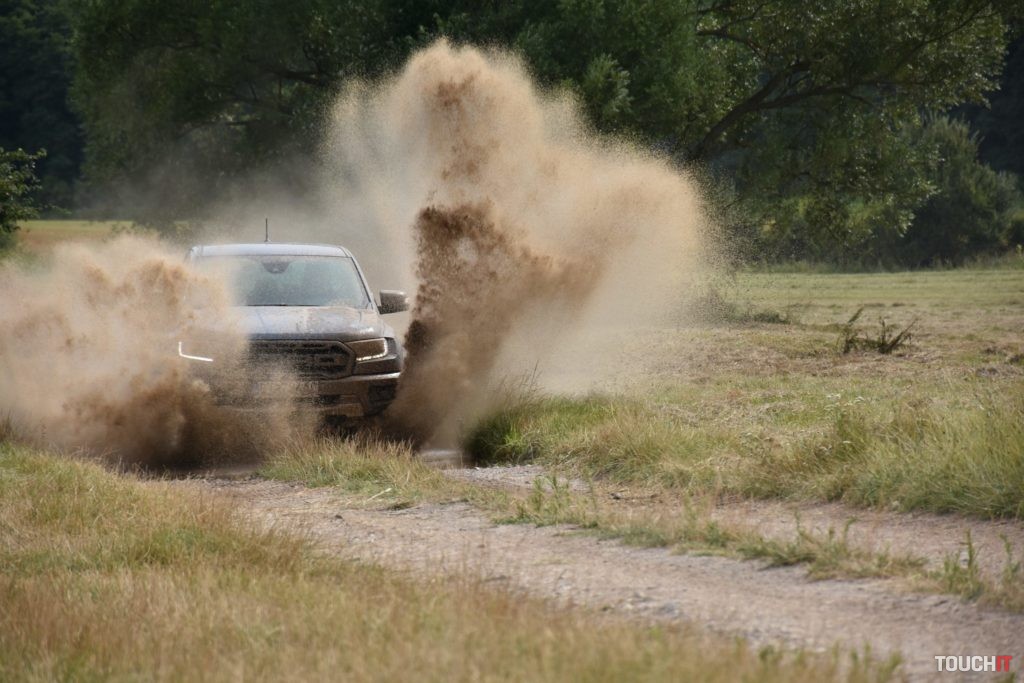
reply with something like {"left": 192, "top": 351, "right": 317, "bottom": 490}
{"left": 463, "top": 267, "right": 1024, "bottom": 517}
{"left": 1, "top": 0, "right": 1023, "bottom": 265}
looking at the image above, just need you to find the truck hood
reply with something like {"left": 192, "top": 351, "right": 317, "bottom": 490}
{"left": 236, "top": 305, "right": 390, "bottom": 341}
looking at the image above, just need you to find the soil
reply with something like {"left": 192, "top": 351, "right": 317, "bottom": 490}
{"left": 190, "top": 474, "right": 1024, "bottom": 681}
{"left": 453, "top": 464, "right": 1024, "bottom": 581}
{"left": 715, "top": 498, "right": 1024, "bottom": 582}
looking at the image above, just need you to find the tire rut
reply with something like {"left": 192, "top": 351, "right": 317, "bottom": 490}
{"left": 448, "top": 464, "right": 1024, "bottom": 581}
{"left": 191, "top": 477, "right": 1024, "bottom": 681}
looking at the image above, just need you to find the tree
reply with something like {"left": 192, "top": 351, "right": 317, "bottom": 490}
{"left": 0, "top": 0, "right": 83, "bottom": 210}
{"left": 412, "top": 1, "right": 1021, "bottom": 261}
{"left": 0, "top": 147, "right": 44, "bottom": 249}
{"left": 679, "top": 0, "right": 1020, "bottom": 258}
{"left": 959, "top": 37, "right": 1024, "bottom": 177}
{"left": 901, "top": 117, "right": 1021, "bottom": 265}
{"left": 69, "top": 0, "right": 1020, "bottom": 256}
{"left": 69, "top": 0, "right": 395, "bottom": 216}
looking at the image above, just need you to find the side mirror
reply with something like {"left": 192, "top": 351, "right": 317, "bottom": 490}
{"left": 379, "top": 290, "right": 410, "bottom": 314}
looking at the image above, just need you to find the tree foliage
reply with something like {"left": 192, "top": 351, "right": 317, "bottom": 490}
{"left": 960, "top": 37, "right": 1024, "bottom": 177}
{"left": 58, "top": 0, "right": 1024, "bottom": 261}
{"left": 0, "top": 147, "right": 44, "bottom": 248}
{"left": 901, "top": 117, "right": 1022, "bottom": 265}
{"left": 69, "top": 0, "right": 397, "bottom": 218}
{"left": 0, "top": 0, "right": 82, "bottom": 209}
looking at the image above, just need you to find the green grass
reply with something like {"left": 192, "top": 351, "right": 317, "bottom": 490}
{"left": 259, "top": 435, "right": 475, "bottom": 502}
{"left": 465, "top": 266, "right": 1024, "bottom": 520}
{"left": 260, "top": 436, "right": 1024, "bottom": 611}
{"left": 262, "top": 439, "right": 926, "bottom": 585}
{"left": 257, "top": 267, "right": 1024, "bottom": 611}
{"left": 465, "top": 382, "right": 1024, "bottom": 519}
{"left": 0, "top": 442, "right": 902, "bottom": 682}
{"left": 730, "top": 268, "right": 1024, "bottom": 325}
{"left": 500, "top": 474, "right": 926, "bottom": 579}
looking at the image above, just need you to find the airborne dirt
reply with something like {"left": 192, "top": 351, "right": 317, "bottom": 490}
{"left": 0, "top": 238, "right": 308, "bottom": 468}
{"left": 0, "top": 42, "right": 705, "bottom": 464}
{"left": 7, "top": 36, "right": 1020, "bottom": 682}
{"left": 385, "top": 202, "right": 600, "bottom": 444}
{"left": 192, "top": 476, "right": 1024, "bottom": 682}
{"left": 317, "top": 41, "right": 706, "bottom": 447}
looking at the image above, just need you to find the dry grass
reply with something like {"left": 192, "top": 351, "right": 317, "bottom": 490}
{"left": 504, "top": 474, "right": 1024, "bottom": 611}
{"left": 466, "top": 382, "right": 1024, "bottom": 519}
{"left": 260, "top": 434, "right": 1024, "bottom": 611}
{"left": 467, "top": 268, "right": 1024, "bottom": 520}
{"left": 1, "top": 442, "right": 905, "bottom": 682}
{"left": 11, "top": 220, "right": 128, "bottom": 254}
{"left": 259, "top": 267, "right": 1024, "bottom": 611}
{"left": 260, "top": 435, "right": 474, "bottom": 503}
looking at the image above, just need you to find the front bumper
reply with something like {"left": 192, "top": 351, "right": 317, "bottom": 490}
{"left": 206, "top": 371, "right": 400, "bottom": 419}
{"left": 296, "top": 371, "right": 401, "bottom": 418}
{"left": 181, "top": 334, "right": 403, "bottom": 420}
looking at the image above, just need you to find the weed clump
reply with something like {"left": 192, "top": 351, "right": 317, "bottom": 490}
{"left": 837, "top": 308, "right": 915, "bottom": 354}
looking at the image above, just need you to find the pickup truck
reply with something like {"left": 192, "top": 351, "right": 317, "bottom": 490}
{"left": 180, "top": 242, "right": 408, "bottom": 424}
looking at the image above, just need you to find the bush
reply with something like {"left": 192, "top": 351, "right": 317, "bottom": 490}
{"left": 719, "top": 117, "right": 1023, "bottom": 269}
{"left": 0, "top": 147, "right": 44, "bottom": 249}
{"left": 901, "top": 118, "right": 1022, "bottom": 266}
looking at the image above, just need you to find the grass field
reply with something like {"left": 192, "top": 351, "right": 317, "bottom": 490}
{"left": 0, "top": 443, "right": 898, "bottom": 683}
{"left": 5, "top": 224, "right": 1021, "bottom": 520}
{"left": 11, "top": 220, "right": 128, "bottom": 253}
{"left": 5, "top": 224, "right": 1021, "bottom": 523}
{"left": 256, "top": 265, "right": 1024, "bottom": 610}
{"left": 466, "top": 267, "right": 1024, "bottom": 519}
{"left": 2, "top": 224, "right": 1022, "bottom": 676}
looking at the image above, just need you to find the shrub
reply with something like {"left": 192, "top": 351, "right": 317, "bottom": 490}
{"left": 901, "top": 118, "right": 1022, "bottom": 266}
{"left": 0, "top": 147, "right": 44, "bottom": 249}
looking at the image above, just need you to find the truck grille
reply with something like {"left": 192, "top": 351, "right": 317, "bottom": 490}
{"left": 248, "top": 339, "right": 353, "bottom": 379}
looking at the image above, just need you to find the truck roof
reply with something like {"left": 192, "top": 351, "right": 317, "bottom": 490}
{"left": 189, "top": 243, "right": 355, "bottom": 258}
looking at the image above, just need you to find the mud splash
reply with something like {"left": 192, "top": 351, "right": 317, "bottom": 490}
{"left": 0, "top": 41, "right": 707, "bottom": 460}
{"left": 324, "top": 41, "right": 707, "bottom": 445}
{"left": 0, "top": 237, "right": 301, "bottom": 468}
{"left": 386, "top": 202, "right": 599, "bottom": 443}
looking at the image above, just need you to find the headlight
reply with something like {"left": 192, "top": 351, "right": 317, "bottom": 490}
{"left": 347, "top": 338, "right": 389, "bottom": 362}
{"left": 177, "top": 340, "right": 214, "bottom": 363}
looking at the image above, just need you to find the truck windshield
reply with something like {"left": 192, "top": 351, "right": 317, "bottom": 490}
{"left": 205, "top": 255, "right": 370, "bottom": 307}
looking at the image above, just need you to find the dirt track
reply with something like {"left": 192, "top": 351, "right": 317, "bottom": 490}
{"left": 448, "top": 464, "right": 1024, "bottom": 582}
{"left": 192, "top": 474, "right": 1024, "bottom": 682}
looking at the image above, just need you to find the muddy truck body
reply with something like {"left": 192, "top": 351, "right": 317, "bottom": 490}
{"left": 181, "top": 243, "right": 408, "bottom": 423}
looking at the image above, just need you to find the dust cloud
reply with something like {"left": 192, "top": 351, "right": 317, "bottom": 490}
{"left": 0, "top": 237, "right": 303, "bottom": 468}
{"left": 321, "top": 41, "right": 707, "bottom": 445}
{"left": 0, "top": 40, "right": 707, "bottom": 460}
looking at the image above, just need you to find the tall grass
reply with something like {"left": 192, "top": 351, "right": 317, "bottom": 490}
{"left": 259, "top": 435, "right": 467, "bottom": 501}
{"left": 785, "top": 393, "right": 1024, "bottom": 517}
{"left": 0, "top": 443, "right": 899, "bottom": 682}
{"left": 465, "top": 384, "right": 1024, "bottom": 520}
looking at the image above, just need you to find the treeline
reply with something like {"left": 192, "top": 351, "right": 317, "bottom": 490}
{"left": 2, "top": 0, "right": 1022, "bottom": 266}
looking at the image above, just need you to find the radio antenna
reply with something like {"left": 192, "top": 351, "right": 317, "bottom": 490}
{"left": 264, "top": 217, "right": 269, "bottom": 243}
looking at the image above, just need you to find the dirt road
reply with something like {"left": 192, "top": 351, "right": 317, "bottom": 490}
{"left": 448, "top": 463, "right": 1024, "bottom": 582}
{"left": 192, "top": 474, "right": 1024, "bottom": 681}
